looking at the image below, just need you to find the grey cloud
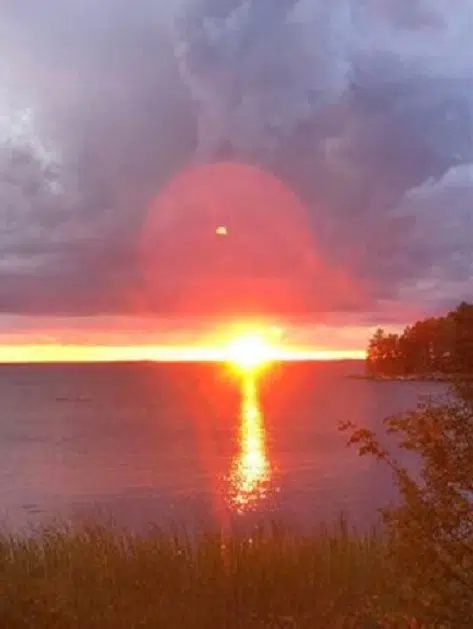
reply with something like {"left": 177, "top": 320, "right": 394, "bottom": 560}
{"left": 1, "top": 0, "right": 197, "bottom": 315}
{"left": 0, "top": 0, "right": 472, "bottom": 321}
{"left": 357, "top": 0, "right": 473, "bottom": 79}
{"left": 173, "top": 0, "right": 353, "bottom": 159}
{"left": 171, "top": 0, "right": 473, "bottom": 305}
{"left": 396, "top": 165, "right": 473, "bottom": 284}
{"left": 311, "top": 74, "right": 473, "bottom": 264}
{"left": 174, "top": 0, "right": 473, "bottom": 160}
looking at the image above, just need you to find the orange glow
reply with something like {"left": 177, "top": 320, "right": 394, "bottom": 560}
{"left": 228, "top": 374, "right": 272, "bottom": 513}
{"left": 0, "top": 317, "right": 367, "bottom": 363}
{"left": 0, "top": 344, "right": 366, "bottom": 364}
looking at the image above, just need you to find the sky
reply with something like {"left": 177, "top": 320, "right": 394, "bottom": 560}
{"left": 0, "top": 0, "right": 472, "bottom": 359}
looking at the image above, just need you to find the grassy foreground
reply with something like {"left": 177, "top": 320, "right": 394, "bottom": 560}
{"left": 0, "top": 521, "right": 425, "bottom": 629}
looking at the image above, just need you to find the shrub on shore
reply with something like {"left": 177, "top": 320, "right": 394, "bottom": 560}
{"left": 342, "top": 382, "right": 473, "bottom": 629}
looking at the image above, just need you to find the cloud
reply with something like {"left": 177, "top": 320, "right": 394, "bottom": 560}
{"left": 171, "top": 1, "right": 473, "bottom": 314}
{"left": 173, "top": 0, "right": 354, "bottom": 158}
{"left": 0, "top": 0, "right": 472, "bottom": 324}
{"left": 173, "top": 0, "right": 473, "bottom": 159}
{"left": 0, "top": 0, "right": 197, "bottom": 315}
{"left": 392, "top": 165, "right": 473, "bottom": 312}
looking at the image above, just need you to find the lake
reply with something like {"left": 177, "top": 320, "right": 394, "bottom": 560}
{"left": 0, "top": 361, "right": 446, "bottom": 531}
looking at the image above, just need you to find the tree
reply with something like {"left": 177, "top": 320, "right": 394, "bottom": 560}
{"left": 366, "top": 328, "right": 386, "bottom": 376}
{"left": 366, "top": 328, "right": 402, "bottom": 377}
{"left": 341, "top": 383, "right": 473, "bottom": 627}
{"left": 366, "top": 303, "right": 473, "bottom": 378}
{"left": 450, "top": 302, "right": 473, "bottom": 374}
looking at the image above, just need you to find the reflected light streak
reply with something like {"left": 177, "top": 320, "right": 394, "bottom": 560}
{"left": 228, "top": 374, "right": 272, "bottom": 513}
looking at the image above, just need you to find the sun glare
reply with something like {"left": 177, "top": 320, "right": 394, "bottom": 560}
{"left": 225, "top": 333, "right": 274, "bottom": 371}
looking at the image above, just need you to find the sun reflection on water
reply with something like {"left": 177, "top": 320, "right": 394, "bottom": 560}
{"left": 228, "top": 374, "right": 272, "bottom": 513}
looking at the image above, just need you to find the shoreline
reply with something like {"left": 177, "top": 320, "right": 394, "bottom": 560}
{"left": 348, "top": 373, "right": 473, "bottom": 383}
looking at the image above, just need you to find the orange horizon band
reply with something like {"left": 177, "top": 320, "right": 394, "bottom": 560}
{"left": 0, "top": 344, "right": 366, "bottom": 364}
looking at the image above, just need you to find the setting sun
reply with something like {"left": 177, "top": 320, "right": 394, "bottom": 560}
{"left": 225, "top": 333, "right": 274, "bottom": 371}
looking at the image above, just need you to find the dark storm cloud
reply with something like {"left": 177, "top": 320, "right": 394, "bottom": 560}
{"left": 174, "top": 0, "right": 473, "bottom": 313}
{"left": 0, "top": 0, "right": 472, "bottom": 321}
{"left": 0, "top": 0, "right": 196, "bottom": 315}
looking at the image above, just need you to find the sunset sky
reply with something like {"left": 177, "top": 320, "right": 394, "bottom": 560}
{"left": 0, "top": 1, "right": 472, "bottom": 361}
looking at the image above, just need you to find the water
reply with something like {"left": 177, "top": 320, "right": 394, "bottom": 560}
{"left": 0, "top": 361, "right": 446, "bottom": 530}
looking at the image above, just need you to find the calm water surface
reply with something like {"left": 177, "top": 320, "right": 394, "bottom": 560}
{"left": 0, "top": 361, "right": 446, "bottom": 530}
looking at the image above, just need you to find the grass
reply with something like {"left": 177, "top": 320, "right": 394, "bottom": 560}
{"left": 0, "top": 519, "right": 426, "bottom": 629}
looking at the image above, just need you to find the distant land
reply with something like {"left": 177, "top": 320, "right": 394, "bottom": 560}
{"left": 363, "top": 302, "right": 473, "bottom": 382}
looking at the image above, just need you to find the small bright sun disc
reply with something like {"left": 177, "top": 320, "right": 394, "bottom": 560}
{"left": 225, "top": 334, "right": 272, "bottom": 371}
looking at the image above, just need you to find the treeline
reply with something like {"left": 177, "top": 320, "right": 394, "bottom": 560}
{"left": 366, "top": 301, "right": 473, "bottom": 377}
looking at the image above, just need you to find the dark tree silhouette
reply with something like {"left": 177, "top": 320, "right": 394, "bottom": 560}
{"left": 366, "top": 303, "right": 473, "bottom": 378}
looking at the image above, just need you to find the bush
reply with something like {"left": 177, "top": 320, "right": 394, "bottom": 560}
{"left": 342, "top": 383, "right": 473, "bottom": 628}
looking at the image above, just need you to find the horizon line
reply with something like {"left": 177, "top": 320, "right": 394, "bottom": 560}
{"left": 0, "top": 344, "right": 366, "bottom": 364}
